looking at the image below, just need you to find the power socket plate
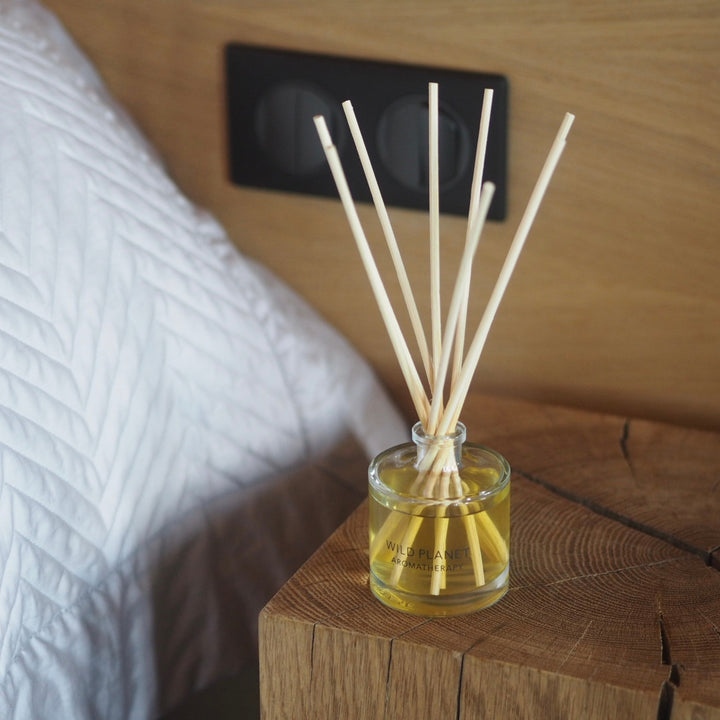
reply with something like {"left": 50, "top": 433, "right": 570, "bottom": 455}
{"left": 226, "top": 44, "right": 508, "bottom": 219}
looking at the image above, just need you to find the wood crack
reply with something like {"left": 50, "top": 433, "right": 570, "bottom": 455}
{"left": 699, "top": 609, "right": 720, "bottom": 640}
{"left": 309, "top": 622, "right": 317, "bottom": 682}
{"left": 655, "top": 602, "right": 681, "bottom": 720}
{"left": 383, "top": 638, "right": 394, "bottom": 720}
{"left": 516, "top": 468, "right": 712, "bottom": 565}
{"left": 656, "top": 679, "right": 674, "bottom": 720}
{"left": 657, "top": 605, "right": 672, "bottom": 667}
{"left": 709, "top": 545, "right": 720, "bottom": 571}
{"left": 619, "top": 419, "right": 634, "bottom": 475}
{"left": 509, "top": 558, "right": 678, "bottom": 592}
{"left": 455, "top": 653, "right": 466, "bottom": 720}
{"left": 558, "top": 619, "right": 593, "bottom": 670}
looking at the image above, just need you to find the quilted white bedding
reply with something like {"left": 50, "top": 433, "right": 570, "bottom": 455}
{"left": 0, "top": 1, "right": 406, "bottom": 717}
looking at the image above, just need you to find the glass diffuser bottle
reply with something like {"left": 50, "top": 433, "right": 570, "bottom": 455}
{"left": 314, "top": 88, "right": 573, "bottom": 617}
{"left": 369, "top": 422, "right": 510, "bottom": 616}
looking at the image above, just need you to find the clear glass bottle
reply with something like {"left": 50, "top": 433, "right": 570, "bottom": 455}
{"left": 368, "top": 422, "right": 510, "bottom": 616}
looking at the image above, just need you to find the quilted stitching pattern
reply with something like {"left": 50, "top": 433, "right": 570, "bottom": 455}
{"left": 0, "top": 2, "right": 401, "bottom": 717}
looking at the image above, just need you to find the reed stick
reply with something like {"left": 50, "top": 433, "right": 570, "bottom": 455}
{"left": 452, "top": 88, "right": 494, "bottom": 391}
{"left": 313, "top": 115, "right": 430, "bottom": 425}
{"left": 428, "top": 82, "right": 442, "bottom": 393}
{"left": 342, "top": 100, "right": 433, "bottom": 387}
{"left": 439, "top": 112, "right": 575, "bottom": 435}
{"left": 426, "top": 181, "right": 495, "bottom": 434}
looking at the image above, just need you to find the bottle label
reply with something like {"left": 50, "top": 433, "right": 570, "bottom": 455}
{"left": 385, "top": 538, "right": 470, "bottom": 573}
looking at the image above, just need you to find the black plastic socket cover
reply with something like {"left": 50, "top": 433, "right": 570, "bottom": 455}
{"left": 226, "top": 44, "right": 508, "bottom": 219}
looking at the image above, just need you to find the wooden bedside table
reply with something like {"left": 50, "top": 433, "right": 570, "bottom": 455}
{"left": 259, "top": 394, "right": 720, "bottom": 719}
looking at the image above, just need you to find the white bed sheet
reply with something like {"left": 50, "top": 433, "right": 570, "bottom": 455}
{"left": 0, "top": 2, "right": 407, "bottom": 717}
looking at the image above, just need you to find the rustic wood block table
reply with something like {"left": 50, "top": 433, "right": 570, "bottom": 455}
{"left": 259, "top": 394, "right": 720, "bottom": 719}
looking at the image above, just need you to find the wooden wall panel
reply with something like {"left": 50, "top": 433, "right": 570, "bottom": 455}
{"left": 44, "top": 0, "right": 720, "bottom": 430}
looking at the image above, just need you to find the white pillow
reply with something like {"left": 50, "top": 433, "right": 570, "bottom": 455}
{"left": 0, "top": 1, "right": 406, "bottom": 717}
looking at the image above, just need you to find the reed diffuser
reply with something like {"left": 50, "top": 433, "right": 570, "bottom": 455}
{"left": 315, "top": 84, "right": 573, "bottom": 616}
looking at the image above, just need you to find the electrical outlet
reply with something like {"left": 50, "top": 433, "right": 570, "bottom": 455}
{"left": 226, "top": 44, "right": 508, "bottom": 219}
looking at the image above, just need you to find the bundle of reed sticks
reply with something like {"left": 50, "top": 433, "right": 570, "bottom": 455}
{"left": 314, "top": 84, "right": 573, "bottom": 599}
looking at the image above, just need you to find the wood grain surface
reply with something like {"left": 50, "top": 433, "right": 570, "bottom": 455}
{"left": 43, "top": 0, "right": 720, "bottom": 431}
{"left": 259, "top": 394, "right": 720, "bottom": 719}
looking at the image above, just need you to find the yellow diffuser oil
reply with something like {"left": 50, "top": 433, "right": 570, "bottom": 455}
{"left": 369, "top": 422, "right": 510, "bottom": 616}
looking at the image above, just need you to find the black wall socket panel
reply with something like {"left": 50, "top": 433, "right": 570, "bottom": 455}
{"left": 226, "top": 44, "right": 508, "bottom": 220}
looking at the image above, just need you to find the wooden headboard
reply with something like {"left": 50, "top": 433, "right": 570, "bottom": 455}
{"left": 44, "top": 0, "right": 720, "bottom": 430}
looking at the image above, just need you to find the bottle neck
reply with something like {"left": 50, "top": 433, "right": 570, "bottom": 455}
{"left": 411, "top": 422, "right": 466, "bottom": 469}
